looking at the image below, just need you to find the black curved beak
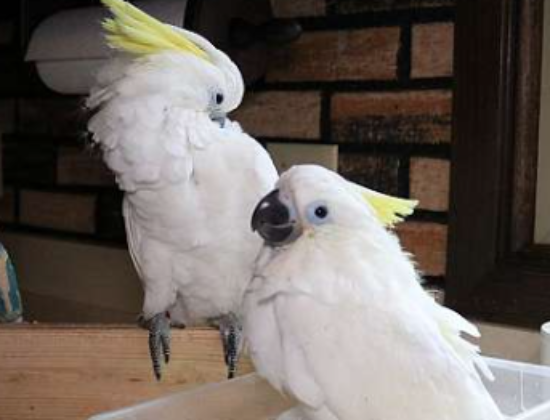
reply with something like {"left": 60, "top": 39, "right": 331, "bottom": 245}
{"left": 251, "top": 189, "right": 299, "bottom": 246}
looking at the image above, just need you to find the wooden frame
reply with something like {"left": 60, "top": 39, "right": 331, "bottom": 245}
{"left": 446, "top": 0, "right": 550, "bottom": 328}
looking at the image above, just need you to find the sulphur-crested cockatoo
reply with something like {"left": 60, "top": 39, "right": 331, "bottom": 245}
{"left": 245, "top": 165, "right": 503, "bottom": 420}
{"left": 87, "top": 0, "right": 278, "bottom": 380}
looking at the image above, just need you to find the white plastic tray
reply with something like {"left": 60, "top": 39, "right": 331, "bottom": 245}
{"left": 484, "top": 357, "right": 550, "bottom": 419}
{"left": 90, "top": 357, "right": 550, "bottom": 420}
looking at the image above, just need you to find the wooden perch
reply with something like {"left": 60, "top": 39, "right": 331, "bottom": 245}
{"left": 0, "top": 324, "right": 254, "bottom": 420}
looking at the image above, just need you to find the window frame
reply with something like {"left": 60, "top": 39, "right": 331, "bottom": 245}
{"left": 446, "top": 0, "right": 550, "bottom": 328}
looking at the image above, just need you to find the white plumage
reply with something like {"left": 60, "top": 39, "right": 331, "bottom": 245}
{"left": 245, "top": 165, "right": 503, "bottom": 420}
{"left": 87, "top": 1, "right": 278, "bottom": 378}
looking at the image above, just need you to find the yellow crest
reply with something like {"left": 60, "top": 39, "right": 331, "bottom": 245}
{"left": 101, "top": 0, "right": 210, "bottom": 60}
{"left": 349, "top": 182, "right": 418, "bottom": 228}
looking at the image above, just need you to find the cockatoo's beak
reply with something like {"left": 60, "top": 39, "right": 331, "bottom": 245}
{"left": 251, "top": 189, "right": 300, "bottom": 246}
{"left": 210, "top": 110, "right": 227, "bottom": 128}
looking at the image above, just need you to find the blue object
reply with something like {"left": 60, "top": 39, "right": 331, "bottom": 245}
{"left": 0, "top": 242, "right": 22, "bottom": 323}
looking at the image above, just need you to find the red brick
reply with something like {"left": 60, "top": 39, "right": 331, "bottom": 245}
{"left": 267, "top": 27, "right": 400, "bottom": 82}
{"left": 338, "top": 154, "right": 400, "bottom": 195}
{"left": 395, "top": 222, "right": 448, "bottom": 276}
{"left": 232, "top": 91, "right": 321, "bottom": 139}
{"left": 0, "top": 188, "right": 15, "bottom": 223}
{"left": 334, "top": 0, "right": 454, "bottom": 13}
{"left": 271, "top": 0, "right": 325, "bottom": 17}
{"left": 331, "top": 90, "right": 452, "bottom": 144}
{"left": 57, "top": 147, "right": 115, "bottom": 186}
{"left": 410, "top": 157, "right": 450, "bottom": 211}
{"left": 20, "top": 190, "right": 96, "bottom": 233}
{"left": 267, "top": 143, "right": 338, "bottom": 173}
{"left": 412, "top": 23, "right": 454, "bottom": 78}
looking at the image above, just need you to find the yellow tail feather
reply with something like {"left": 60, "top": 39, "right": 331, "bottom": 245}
{"left": 101, "top": 0, "right": 210, "bottom": 60}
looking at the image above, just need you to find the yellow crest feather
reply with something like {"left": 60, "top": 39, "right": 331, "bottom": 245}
{"left": 100, "top": 0, "right": 210, "bottom": 60}
{"left": 349, "top": 182, "right": 418, "bottom": 227}
{"left": 365, "top": 193, "right": 418, "bottom": 227}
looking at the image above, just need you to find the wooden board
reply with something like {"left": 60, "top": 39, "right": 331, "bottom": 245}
{"left": 0, "top": 325, "right": 254, "bottom": 420}
{"left": 91, "top": 374, "right": 294, "bottom": 420}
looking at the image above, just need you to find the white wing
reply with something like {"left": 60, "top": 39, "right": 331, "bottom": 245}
{"left": 87, "top": 53, "right": 221, "bottom": 192}
{"left": 270, "top": 285, "right": 502, "bottom": 420}
{"left": 428, "top": 301, "right": 495, "bottom": 381}
{"left": 122, "top": 197, "right": 144, "bottom": 280}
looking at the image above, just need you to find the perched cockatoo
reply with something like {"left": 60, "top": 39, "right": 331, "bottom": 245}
{"left": 245, "top": 165, "right": 503, "bottom": 420}
{"left": 87, "top": 0, "right": 278, "bottom": 380}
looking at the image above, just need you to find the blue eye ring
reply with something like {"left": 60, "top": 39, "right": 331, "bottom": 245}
{"left": 306, "top": 201, "right": 331, "bottom": 225}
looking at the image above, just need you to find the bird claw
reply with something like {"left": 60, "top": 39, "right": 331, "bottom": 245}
{"left": 145, "top": 313, "right": 171, "bottom": 381}
{"left": 218, "top": 313, "right": 243, "bottom": 379}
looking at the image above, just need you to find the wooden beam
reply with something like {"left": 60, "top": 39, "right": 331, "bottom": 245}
{"left": 0, "top": 325, "right": 254, "bottom": 420}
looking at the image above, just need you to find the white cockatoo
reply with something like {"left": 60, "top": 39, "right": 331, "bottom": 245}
{"left": 87, "top": 0, "right": 278, "bottom": 379}
{"left": 245, "top": 165, "right": 503, "bottom": 420}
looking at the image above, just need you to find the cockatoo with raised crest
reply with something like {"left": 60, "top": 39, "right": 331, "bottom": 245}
{"left": 87, "top": 0, "right": 278, "bottom": 380}
{"left": 245, "top": 165, "right": 503, "bottom": 420}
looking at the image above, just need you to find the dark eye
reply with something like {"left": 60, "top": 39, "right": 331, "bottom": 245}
{"left": 215, "top": 93, "right": 224, "bottom": 105}
{"left": 314, "top": 206, "right": 328, "bottom": 219}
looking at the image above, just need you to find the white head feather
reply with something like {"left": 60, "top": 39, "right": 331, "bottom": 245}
{"left": 88, "top": 0, "right": 244, "bottom": 114}
{"left": 86, "top": 0, "right": 246, "bottom": 191}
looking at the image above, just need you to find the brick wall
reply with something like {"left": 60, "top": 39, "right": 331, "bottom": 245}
{"left": 235, "top": 0, "right": 454, "bottom": 284}
{"left": 0, "top": 0, "right": 124, "bottom": 245}
{"left": 0, "top": 96, "right": 123, "bottom": 243}
{"left": 0, "top": 0, "right": 454, "bottom": 286}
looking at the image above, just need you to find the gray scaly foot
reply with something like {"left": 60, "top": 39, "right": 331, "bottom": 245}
{"left": 217, "top": 313, "right": 243, "bottom": 379}
{"left": 142, "top": 312, "right": 171, "bottom": 380}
